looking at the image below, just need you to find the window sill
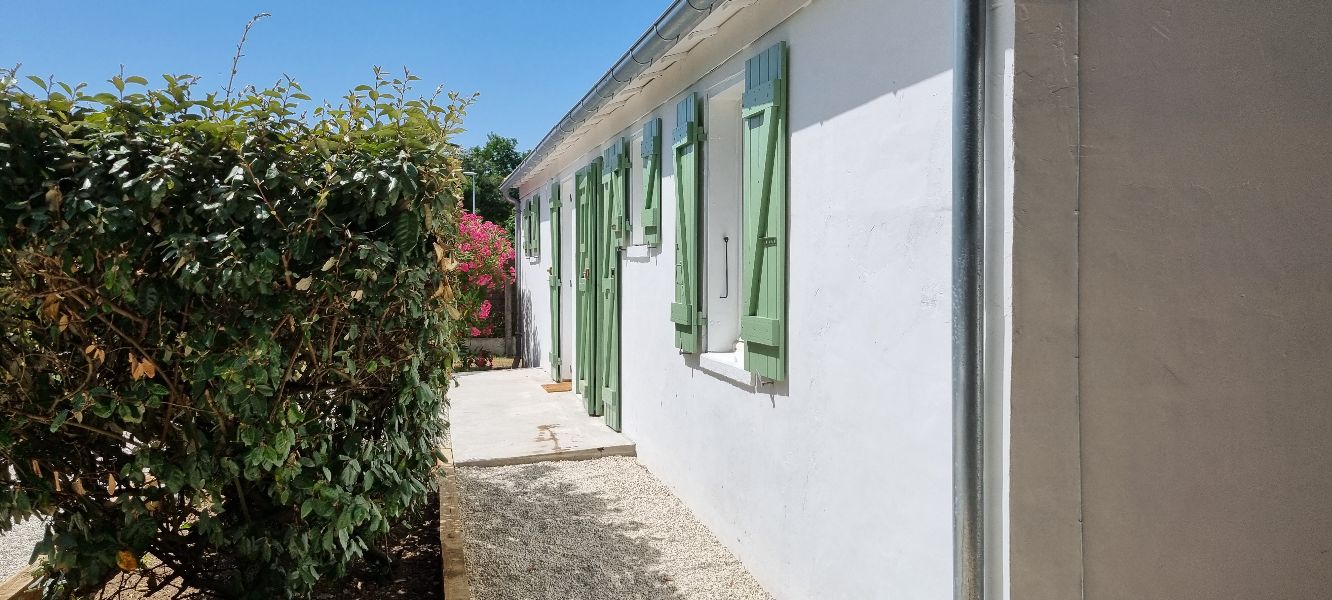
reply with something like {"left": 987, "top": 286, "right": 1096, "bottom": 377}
{"left": 698, "top": 348, "right": 754, "bottom": 386}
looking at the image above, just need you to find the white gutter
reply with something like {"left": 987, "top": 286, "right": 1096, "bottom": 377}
{"left": 500, "top": 0, "right": 721, "bottom": 194}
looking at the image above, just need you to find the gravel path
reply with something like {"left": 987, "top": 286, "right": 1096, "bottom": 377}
{"left": 0, "top": 516, "right": 44, "bottom": 581}
{"left": 457, "top": 456, "right": 772, "bottom": 600}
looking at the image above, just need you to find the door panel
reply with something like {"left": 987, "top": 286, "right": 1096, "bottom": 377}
{"left": 599, "top": 142, "right": 627, "bottom": 431}
{"left": 574, "top": 165, "right": 599, "bottom": 415}
{"left": 548, "top": 182, "right": 562, "bottom": 381}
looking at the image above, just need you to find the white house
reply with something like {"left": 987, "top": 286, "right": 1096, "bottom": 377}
{"left": 503, "top": 1, "right": 1332, "bottom": 598}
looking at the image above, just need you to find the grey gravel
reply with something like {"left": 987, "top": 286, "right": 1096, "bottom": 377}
{"left": 0, "top": 516, "right": 44, "bottom": 582}
{"left": 457, "top": 456, "right": 772, "bottom": 600}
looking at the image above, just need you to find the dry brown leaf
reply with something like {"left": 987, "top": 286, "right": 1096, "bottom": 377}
{"left": 58, "top": 314, "right": 69, "bottom": 332}
{"left": 39, "top": 294, "right": 61, "bottom": 322}
{"left": 71, "top": 478, "right": 86, "bottom": 496}
{"left": 107, "top": 474, "right": 118, "bottom": 495}
{"left": 441, "top": 256, "right": 458, "bottom": 272}
{"left": 295, "top": 276, "right": 313, "bottom": 291}
{"left": 141, "top": 360, "right": 157, "bottom": 379}
{"left": 46, "top": 185, "right": 63, "bottom": 214}
{"left": 116, "top": 550, "right": 139, "bottom": 572}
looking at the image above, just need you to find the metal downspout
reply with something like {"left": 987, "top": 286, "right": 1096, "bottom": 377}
{"left": 953, "top": 0, "right": 988, "bottom": 599}
{"left": 511, "top": 189, "right": 524, "bottom": 364}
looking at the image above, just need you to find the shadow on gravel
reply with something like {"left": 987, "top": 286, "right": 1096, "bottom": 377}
{"left": 457, "top": 462, "right": 688, "bottom": 600}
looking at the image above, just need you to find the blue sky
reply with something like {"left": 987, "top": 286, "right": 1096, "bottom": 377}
{"left": 0, "top": 1, "right": 667, "bottom": 150}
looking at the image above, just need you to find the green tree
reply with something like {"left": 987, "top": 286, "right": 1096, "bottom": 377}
{"left": 460, "top": 133, "right": 528, "bottom": 224}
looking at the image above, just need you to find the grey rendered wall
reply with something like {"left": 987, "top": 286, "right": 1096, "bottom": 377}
{"left": 1010, "top": 2, "right": 1332, "bottom": 599}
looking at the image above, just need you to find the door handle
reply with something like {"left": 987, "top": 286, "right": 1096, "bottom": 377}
{"left": 719, "top": 236, "right": 729, "bottom": 299}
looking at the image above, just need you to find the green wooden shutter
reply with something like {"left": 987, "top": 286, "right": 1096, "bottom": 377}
{"left": 740, "top": 41, "right": 788, "bottom": 381}
{"left": 523, "top": 198, "right": 532, "bottom": 257}
{"left": 603, "top": 138, "right": 631, "bottom": 249}
{"left": 525, "top": 198, "right": 536, "bottom": 257}
{"left": 548, "top": 182, "right": 563, "bottom": 381}
{"left": 641, "top": 119, "right": 663, "bottom": 247}
{"left": 527, "top": 193, "right": 538, "bottom": 256}
{"left": 671, "top": 94, "right": 704, "bottom": 353}
{"left": 574, "top": 167, "right": 593, "bottom": 398}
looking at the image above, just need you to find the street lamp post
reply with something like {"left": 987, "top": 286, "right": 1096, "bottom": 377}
{"left": 462, "top": 171, "right": 478, "bottom": 214}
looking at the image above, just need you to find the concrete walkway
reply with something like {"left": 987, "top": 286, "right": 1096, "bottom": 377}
{"left": 449, "top": 368, "right": 634, "bottom": 466}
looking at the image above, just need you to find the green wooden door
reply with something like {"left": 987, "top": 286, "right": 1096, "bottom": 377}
{"left": 548, "top": 181, "right": 563, "bottom": 382}
{"left": 574, "top": 163, "right": 599, "bottom": 414}
{"left": 598, "top": 140, "right": 628, "bottom": 431}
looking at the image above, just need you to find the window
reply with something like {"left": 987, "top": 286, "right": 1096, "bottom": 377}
{"left": 628, "top": 130, "right": 646, "bottom": 246}
{"left": 702, "top": 78, "right": 745, "bottom": 355}
{"left": 525, "top": 195, "right": 541, "bottom": 260}
{"left": 670, "top": 41, "right": 789, "bottom": 382}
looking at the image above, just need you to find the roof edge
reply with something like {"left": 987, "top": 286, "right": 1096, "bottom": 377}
{"left": 501, "top": 0, "right": 721, "bottom": 195}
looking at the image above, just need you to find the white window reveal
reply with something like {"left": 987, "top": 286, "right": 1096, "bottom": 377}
{"left": 628, "top": 130, "right": 646, "bottom": 247}
{"left": 702, "top": 75, "right": 745, "bottom": 359}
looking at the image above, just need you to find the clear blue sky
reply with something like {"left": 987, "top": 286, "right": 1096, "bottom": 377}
{"left": 0, "top": 1, "right": 667, "bottom": 150}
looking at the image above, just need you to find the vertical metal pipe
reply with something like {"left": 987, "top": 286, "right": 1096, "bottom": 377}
{"left": 512, "top": 189, "right": 525, "bottom": 366}
{"left": 953, "top": 0, "right": 988, "bottom": 598}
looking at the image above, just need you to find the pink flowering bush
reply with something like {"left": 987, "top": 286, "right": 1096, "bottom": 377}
{"left": 456, "top": 211, "right": 514, "bottom": 339}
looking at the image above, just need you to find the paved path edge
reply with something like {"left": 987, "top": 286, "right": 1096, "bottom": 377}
{"left": 439, "top": 445, "right": 472, "bottom": 600}
{"left": 454, "top": 444, "right": 637, "bottom": 468}
{"left": 0, "top": 565, "right": 39, "bottom": 600}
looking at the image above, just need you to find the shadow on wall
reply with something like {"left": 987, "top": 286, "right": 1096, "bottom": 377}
{"left": 518, "top": 288, "right": 541, "bottom": 368}
{"left": 785, "top": 0, "right": 952, "bottom": 134}
{"left": 457, "top": 463, "right": 688, "bottom": 600}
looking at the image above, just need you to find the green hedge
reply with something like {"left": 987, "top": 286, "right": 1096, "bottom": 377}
{"left": 0, "top": 69, "right": 469, "bottom": 597}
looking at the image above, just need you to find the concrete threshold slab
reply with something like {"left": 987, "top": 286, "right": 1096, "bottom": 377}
{"left": 449, "top": 368, "right": 635, "bottom": 468}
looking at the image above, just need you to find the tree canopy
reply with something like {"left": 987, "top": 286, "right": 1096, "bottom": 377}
{"left": 460, "top": 133, "right": 527, "bottom": 225}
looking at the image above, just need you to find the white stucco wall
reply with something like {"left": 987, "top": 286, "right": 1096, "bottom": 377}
{"left": 514, "top": 0, "right": 956, "bottom": 597}
{"left": 516, "top": 195, "right": 551, "bottom": 371}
